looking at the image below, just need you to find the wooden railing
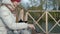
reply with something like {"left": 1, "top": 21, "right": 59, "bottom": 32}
{"left": 25, "top": 10, "right": 60, "bottom": 34}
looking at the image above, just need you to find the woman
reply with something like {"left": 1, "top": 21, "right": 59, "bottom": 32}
{"left": 0, "top": 0, "right": 35, "bottom": 34}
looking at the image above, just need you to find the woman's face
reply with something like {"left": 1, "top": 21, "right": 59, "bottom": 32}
{"left": 13, "top": 1, "right": 19, "bottom": 7}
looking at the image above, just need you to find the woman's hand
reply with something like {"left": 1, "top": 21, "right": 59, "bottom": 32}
{"left": 28, "top": 24, "right": 35, "bottom": 29}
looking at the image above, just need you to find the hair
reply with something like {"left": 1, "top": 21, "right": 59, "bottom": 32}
{"left": 11, "top": 0, "right": 21, "bottom": 2}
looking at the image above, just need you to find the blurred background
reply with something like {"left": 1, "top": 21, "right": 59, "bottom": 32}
{"left": 0, "top": 0, "right": 60, "bottom": 34}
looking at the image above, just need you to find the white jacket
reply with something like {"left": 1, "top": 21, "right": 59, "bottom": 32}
{"left": 0, "top": 5, "right": 28, "bottom": 30}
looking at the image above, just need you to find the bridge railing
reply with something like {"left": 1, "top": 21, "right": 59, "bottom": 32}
{"left": 25, "top": 10, "right": 60, "bottom": 34}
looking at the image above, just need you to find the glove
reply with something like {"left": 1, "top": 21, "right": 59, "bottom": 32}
{"left": 18, "top": 19, "right": 27, "bottom": 23}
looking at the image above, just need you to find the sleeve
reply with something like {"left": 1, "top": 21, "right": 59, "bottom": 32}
{"left": 0, "top": 7, "right": 28, "bottom": 30}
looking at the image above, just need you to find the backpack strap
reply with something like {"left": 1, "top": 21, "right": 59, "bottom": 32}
{"left": 5, "top": 4, "right": 19, "bottom": 22}
{"left": 5, "top": 4, "right": 14, "bottom": 12}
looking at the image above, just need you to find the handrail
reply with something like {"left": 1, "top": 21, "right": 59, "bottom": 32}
{"left": 25, "top": 10, "right": 60, "bottom": 34}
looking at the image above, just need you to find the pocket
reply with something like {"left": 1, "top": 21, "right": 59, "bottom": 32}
{"left": 0, "top": 27, "right": 7, "bottom": 31}
{"left": 0, "top": 31, "right": 7, "bottom": 34}
{"left": 0, "top": 27, "right": 7, "bottom": 34}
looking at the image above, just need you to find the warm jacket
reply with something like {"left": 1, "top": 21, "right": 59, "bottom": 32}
{"left": 0, "top": 5, "right": 28, "bottom": 30}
